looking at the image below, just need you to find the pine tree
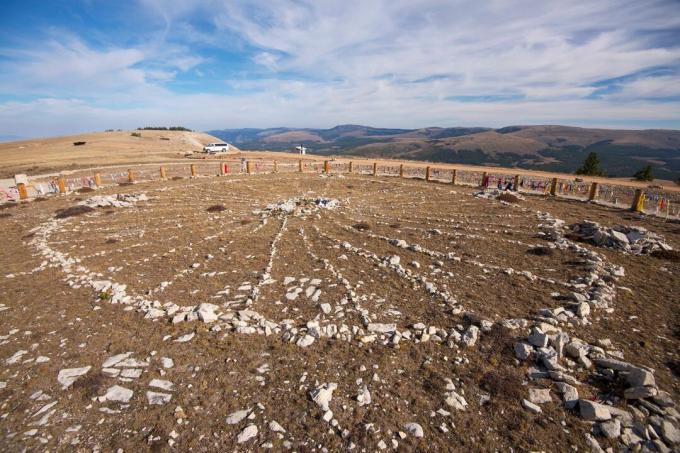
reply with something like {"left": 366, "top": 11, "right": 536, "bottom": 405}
{"left": 633, "top": 165, "right": 653, "bottom": 181}
{"left": 575, "top": 152, "right": 604, "bottom": 176}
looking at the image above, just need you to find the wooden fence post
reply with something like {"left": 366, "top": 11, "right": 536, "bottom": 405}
{"left": 451, "top": 169, "right": 457, "bottom": 185}
{"left": 128, "top": 169, "right": 134, "bottom": 183}
{"left": 324, "top": 160, "right": 330, "bottom": 174}
{"left": 58, "top": 177, "right": 66, "bottom": 194}
{"left": 246, "top": 161, "right": 253, "bottom": 175}
{"left": 190, "top": 164, "right": 197, "bottom": 178}
{"left": 17, "top": 183, "right": 28, "bottom": 200}
{"left": 299, "top": 160, "right": 304, "bottom": 172}
{"left": 549, "top": 177, "right": 558, "bottom": 196}
{"left": 631, "top": 189, "right": 645, "bottom": 212}
{"left": 513, "top": 175, "right": 520, "bottom": 191}
{"left": 399, "top": 164, "right": 404, "bottom": 178}
{"left": 373, "top": 162, "right": 378, "bottom": 176}
{"left": 481, "top": 172, "right": 488, "bottom": 187}
{"left": 426, "top": 166, "right": 431, "bottom": 181}
{"left": 274, "top": 161, "right": 278, "bottom": 173}
{"left": 349, "top": 161, "right": 353, "bottom": 173}
{"left": 160, "top": 166, "right": 167, "bottom": 179}
{"left": 94, "top": 173, "right": 102, "bottom": 186}
{"left": 588, "top": 182, "right": 598, "bottom": 201}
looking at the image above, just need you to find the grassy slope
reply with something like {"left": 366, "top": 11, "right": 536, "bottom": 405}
{"left": 0, "top": 130, "right": 226, "bottom": 178}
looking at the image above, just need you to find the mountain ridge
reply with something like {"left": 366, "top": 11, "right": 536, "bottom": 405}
{"left": 208, "top": 124, "right": 680, "bottom": 180}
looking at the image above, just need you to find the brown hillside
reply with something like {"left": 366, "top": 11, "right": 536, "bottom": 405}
{"left": 0, "top": 130, "right": 232, "bottom": 178}
{"left": 510, "top": 125, "right": 680, "bottom": 149}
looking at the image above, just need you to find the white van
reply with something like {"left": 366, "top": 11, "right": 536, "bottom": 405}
{"left": 203, "top": 143, "right": 229, "bottom": 153}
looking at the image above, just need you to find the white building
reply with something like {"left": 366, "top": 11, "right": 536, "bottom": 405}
{"left": 295, "top": 145, "right": 307, "bottom": 155}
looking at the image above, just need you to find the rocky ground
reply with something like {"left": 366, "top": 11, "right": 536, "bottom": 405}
{"left": 0, "top": 172, "right": 678, "bottom": 452}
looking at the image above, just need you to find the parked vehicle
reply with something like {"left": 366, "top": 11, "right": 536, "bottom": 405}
{"left": 203, "top": 143, "right": 229, "bottom": 153}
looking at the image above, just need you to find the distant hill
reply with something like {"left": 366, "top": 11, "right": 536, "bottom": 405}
{"left": 0, "top": 130, "right": 226, "bottom": 178}
{"left": 208, "top": 124, "right": 680, "bottom": 180}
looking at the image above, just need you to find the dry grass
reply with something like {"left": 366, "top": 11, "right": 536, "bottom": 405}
{"left": 206, "top": 204, "right": 226, "bottom": 213}
{"left": 526, "top": 246, "right": 554, "bottom": 256}
{"left": 55, "top": 205, "right": 95, "bottom": 219}
{"left": 497, "top": 192, "right": 521, "bottom": 203}
{"left": 651, "top": 249, "right": 680, "bottom": 262}
{"left": 352, "top": 221, "right": 371, "bottom": 231}
{"left": 0, "top": 202, "right": 17, "bottom": 210}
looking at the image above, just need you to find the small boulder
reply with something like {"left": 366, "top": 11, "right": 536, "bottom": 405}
{"left": 528, "top": 388, "right": 552, "bottom": 404}
{"left": 579, "top": 400, "right": 611, "bottom": 421}
{"left": 404, "top": 422, "right": 424, "bottom": 438}
{"left": 237, "top": 424, "right": 258, "bottom": 443}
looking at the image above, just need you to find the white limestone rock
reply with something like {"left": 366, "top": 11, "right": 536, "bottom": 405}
{"left": 196, "top": 303, "right": 219, "bottom": 323}
{"left": 149, "top": 379, "right": 174, "bottom": 391}
{"left": 101, "top": 352, "right": 133, "bottom": 368}
{"left": 367, "top": 323, "right": 397, "bottom": 334}
{"left": 57, "top": 366, "right": 91, "bottom": 389}
{"left": 237, "top": 424, "right": 258, "bottom": 443}
{"left": 404, "top": 422, "right": 424, "bottom": 438}
{"left": 310, "top": 383, "right": 337, "bottom": 411}
{"left": 579, "top": 400, "right": 611, "bottom": 421}
{"left": 445, "top": 391, "right": 468, "bottom": 411}
{"left": 522, "top": 399, "right": 542, "bottom": 414}
{"left": 226, "top": 409, "right": 252, "bottom": 425}
{"left": 100, "top": 385, "right": 133, "bottom": 403}
{"left": 460, "top": 325, "right": 479, "bottom": 347}
{"left": 514, "top": 342, "right": 533, "bottom": 360}
{"left": 528, "top": 388, "right": 552, "bottom": 404}
{"left": 357, "top": 386, "right": 371, "bottom": 406}
{"left": 146, "top": 391, "right": 172, "bottom": 405}
{"left": 269, "top": 420, "right": 286, "bottom": 433}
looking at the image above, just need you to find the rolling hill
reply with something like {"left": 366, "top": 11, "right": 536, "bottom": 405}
{"left": 0, "top": 130, "right": 226, "bottom": 178}
{"left": 208, "top": 125, "right": 680, "bottom": 180}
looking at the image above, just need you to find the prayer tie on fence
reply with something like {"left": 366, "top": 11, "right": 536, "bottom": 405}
{"left": 10, "top": 160, "right": 678, "bottom": 220}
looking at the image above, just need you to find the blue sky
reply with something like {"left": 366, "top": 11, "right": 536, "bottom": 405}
{"left": 1, "top": 0, "right": 679, "bottom": 137}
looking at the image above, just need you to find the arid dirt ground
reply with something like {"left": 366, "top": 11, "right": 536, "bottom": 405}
{"left": 0, "top": 172, "right": 678, "bottom": 452}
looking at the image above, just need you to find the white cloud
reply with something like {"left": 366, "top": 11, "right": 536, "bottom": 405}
{"left": 252, "top": 52, "right": 280, "bottom": 70}
{"left": 1, "top": 0, "right": 679, "bottom": 135}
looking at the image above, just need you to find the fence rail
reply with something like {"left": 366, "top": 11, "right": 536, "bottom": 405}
{"left": 4, "top": 159, "right": 680, "bottom": 218}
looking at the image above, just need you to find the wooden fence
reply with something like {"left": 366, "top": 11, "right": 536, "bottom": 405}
{"left": 5, "top": 158, "right": 680, "bottom": 218}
